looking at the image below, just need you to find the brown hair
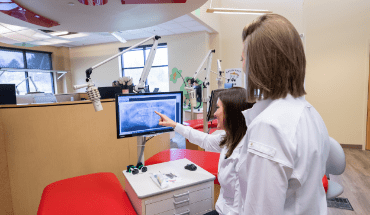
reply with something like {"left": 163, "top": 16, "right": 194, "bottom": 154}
{"left": 242, "top": 14, "right": 306, "bottom": 101}
{"left": 219, "top": 87, "right": 253, "bottom": 158}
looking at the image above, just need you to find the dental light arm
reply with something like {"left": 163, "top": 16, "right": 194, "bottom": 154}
{"left": 184, "top": 49, "right": 215, "bottom": 108}
{"left": 135, "top": 37, "right": 159, "bottom": 92}
{"left": 73, "top": 35, "right": 161, "bottom": 112}
{"left": 216, "top": 59, "right": 224, "bottom": 89}
{"left": 16, "top": 76, "right": 39, "bottom": 95}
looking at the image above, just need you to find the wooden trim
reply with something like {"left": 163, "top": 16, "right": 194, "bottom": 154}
{"left": 367, "top": 55, "right": 370, "bottom": 150}
{"left": 341, "top": 144, "right": 362, "bottom": 149}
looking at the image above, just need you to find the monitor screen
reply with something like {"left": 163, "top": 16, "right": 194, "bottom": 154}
{"left": 115, "top": 91, "right": 183, "bottom": 138}
{"left": 0, "top": 84, "right": 16, "bottom": 105}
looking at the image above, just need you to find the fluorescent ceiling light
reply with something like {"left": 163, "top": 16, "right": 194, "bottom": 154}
{"left": 32, "top": 32, "right": 51, "bottom": 39}
{"left": 0, "top": 25, "right": 12, "bottom": 34}
{"left": 49, "top": 31, "right": 69, "bottom": 36}
{"left": 206, "top": 8, "right": 272, "bottom": 14}
{"left": 1, "top": 23, "right": 26, "bottom": 31}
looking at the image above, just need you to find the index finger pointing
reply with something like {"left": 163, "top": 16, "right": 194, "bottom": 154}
{"left": 154, "top": 111, "right": 162, "bottom": 116}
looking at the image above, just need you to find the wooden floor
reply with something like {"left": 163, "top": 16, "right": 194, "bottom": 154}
{"left": 328, "top": 148, "right": 370, "bottom": 215}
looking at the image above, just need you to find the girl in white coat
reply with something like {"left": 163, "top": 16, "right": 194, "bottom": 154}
{"left": 155, "top": 87, "right": 253, "bottom": 215}
{"left": 235, "top": 14, "right": 330, "bottom": 215}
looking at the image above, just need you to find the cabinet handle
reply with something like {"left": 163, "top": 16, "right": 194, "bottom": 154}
{"left": 173, "top": 198, "right": 190, "bottom": 205}
{"left": 174, "top": 209, "right": 190, "bottom": 215}
{"left": 173, "top": 191, "right": 189, "bottom": 198}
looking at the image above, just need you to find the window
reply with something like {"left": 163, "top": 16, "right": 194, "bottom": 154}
{"left": 120, "top": 43, "right": 169, "bottom": 92}
{"left": 0, "top": 47, "right": 54, "bottom": 95}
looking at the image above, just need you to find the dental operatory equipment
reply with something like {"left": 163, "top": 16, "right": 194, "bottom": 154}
{"left": 16, "top": 76, "right": 39, "bottom": 95}
{"left": 73, "top": 35, "right": 161, "bottom": 112}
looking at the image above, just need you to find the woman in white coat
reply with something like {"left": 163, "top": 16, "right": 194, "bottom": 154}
{"left": 155, "top": 87, "right": 253, "bottom": 215}
{"left": 235, "top": 14, "right": 330, "bottom": 214}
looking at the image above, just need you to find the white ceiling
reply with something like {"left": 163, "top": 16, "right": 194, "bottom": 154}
{"left": 0, "top": 14, "right": 214, "bottom": 47}
{"left": 0, "top": 0, "right": 208, "bottom": 32}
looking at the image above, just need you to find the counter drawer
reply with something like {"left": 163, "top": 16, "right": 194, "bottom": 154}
{"left": 146, "top": 187, "right": 212, "bottom": 215}
{"left": 157, "top": 198, "right": 213, "bottom": 215}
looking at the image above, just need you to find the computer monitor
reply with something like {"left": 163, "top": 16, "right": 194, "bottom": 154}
{"left": 98, "top": 87, "right": 122, "bottom": 99}
{"left": 115, "top": 91, "right": 183, "bottom": 138}
{"left": 207, "top": 89, "right": 227, "bottom": 121}
{"left": 0, "top": 84, "right": 16, "bottom": 105}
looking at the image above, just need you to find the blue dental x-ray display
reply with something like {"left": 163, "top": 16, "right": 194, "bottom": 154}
{"left": 115, "top": 91, "right": 183, "bottom": 138}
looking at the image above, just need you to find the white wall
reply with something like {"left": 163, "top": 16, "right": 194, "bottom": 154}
{"left": 303, "top": 0, "right": 370, "bottom": 148}
{"left": 69, "top": 31, "right": 216, "bottom": 93}
{"left": 194, "top": 0, "right": 369, "bottom": 147}
{"left": 70, "top": 0, "right": 370, "bottom": 147}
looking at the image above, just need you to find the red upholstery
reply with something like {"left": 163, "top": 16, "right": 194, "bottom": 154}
{"left": 37, "top": 172, "right": 137, "bottom": 215}
{"left": 322, "top": 175, "right": 328, "bottom": 193}
{"left": 146, "top": 149, "right": 220, "bottom": 185}
{"left": 184, "top": 119, "right": 218, "bottom": 129}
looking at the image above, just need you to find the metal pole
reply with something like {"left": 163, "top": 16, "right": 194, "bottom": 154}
{"left": 202, "top": 86, "right": 208, "bottom": 134}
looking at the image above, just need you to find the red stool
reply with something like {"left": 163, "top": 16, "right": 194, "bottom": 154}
{"left": 37, "top": 172, "right": 137, "bottom": 215}
{"left": 145, "top": 149, "right": 221, "bottom": 185}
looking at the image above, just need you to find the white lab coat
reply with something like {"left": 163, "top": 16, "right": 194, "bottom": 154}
{"left": 234, "top": 94, "right": 330, "bottom": 215}
{"left": 174, "top": 124, "right": 244, "bottom": 215}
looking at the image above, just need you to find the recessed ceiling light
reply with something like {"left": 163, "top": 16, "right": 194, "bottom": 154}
{"left": 68, "top": 2, "right": 75, "bottom": 6}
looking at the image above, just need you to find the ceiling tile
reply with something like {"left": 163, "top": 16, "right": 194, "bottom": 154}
{"left": 17, "top": 29, "right": 38, "bottom": 37}
{"left": 153, "top": 30, "right": 174, "bottom": 36}
{"left": 31, "top": 41, "right": 55, "bottom": 45}
{"left": 43, "top": 39, "right": 72, "bottom": 44}
{"left": 0, "top": 23, "right": 27, "bottom": 31}
{"left": 159, "top": 20, "right": 177, "bottom": 25}
{"left": 0, "top": 35, "right": 19, "bottom": 44}
{"left": 178, "top": 20, "right": 202, "bottom": 28}
{"left": 158, "top": 23, "right": 184, "bottom": 30}
{"left": 172, "top": 14, "right": 194, "bottom": 23}
{"left": 141, "top": 26, "right": 166, "bottom": 34}
{"left": 169, "top": 28, "right": 193, "bottom": 34}
{"left": 0, "top": 25, "right": 12, "bottom": 34}
{"left": 2, "top": 32, "right": 34, "bottom": 42}
{"left": 189, "top": 25, "right": 211, "bottom": 32}
{"left": 33, "top": 32, "right": 52, "bottom": 39}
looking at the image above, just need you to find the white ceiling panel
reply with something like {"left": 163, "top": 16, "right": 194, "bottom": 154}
{"left": 179, "top": 21, "right": 203, "bottom": 28}
{"left": 172, "top": 15, "right": 194, "bottom": 23}
{"left": 189, "top": 25, "right": 211, "bottom": 32}
{"left": 0, "top": 25, "right": 12, "bottom": 34}
{"left": 0, "top": 14, "right": 216, "bottom": 47}
{"left": 170, "top": 28, "right": 193, "bottom": 34}
{"left": 158, "top": 23, "right": 185, "bottom": 30}
{"left": 0, "top": 35, "right": 19, "bottom": 44}
{"left": 2, "top": 32, "right": 34, "bottom": 42}
{"left": 0, "top": 0, "right": 208, "bottom": 32}
{"left": 0, "top": 23, "right": 26, "bottom": 31}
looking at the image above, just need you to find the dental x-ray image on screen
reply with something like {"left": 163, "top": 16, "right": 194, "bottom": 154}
{"left": 115, "top": 91, "right": 183, "bottom": 138}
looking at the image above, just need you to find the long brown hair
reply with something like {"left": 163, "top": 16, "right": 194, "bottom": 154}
{"left": 242, "top": 14, "right": 306, "bottom": 101}
{"left": 219, "top": 87, "right": 253, "bottom": 158}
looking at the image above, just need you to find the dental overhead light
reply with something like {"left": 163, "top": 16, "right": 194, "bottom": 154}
{"left": 206, "top": 0, "right": 273, "bottom": 15}
{"left": 73, "top": 35, "right": 161, "bottom": 112}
